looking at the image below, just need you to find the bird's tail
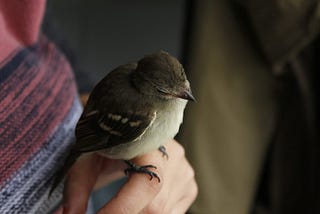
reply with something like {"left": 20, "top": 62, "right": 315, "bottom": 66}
{"left": 49, "top": 150, "right": 81, "bottom": 196}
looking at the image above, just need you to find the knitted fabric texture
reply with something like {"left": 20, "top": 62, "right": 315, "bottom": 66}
{"left": 0, "top": 35, "right": 82, "bottom": 213}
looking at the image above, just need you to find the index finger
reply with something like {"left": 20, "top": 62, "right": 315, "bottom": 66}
{"left": 97, "top": 152, "right": 164, "bottom": 214}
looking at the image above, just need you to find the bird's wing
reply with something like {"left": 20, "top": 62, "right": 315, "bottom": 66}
{"left": 73, "top": 110, "right": 156, "bottom": 153}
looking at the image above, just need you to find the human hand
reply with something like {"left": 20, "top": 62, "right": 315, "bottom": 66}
{"left": 58, "top": 139, "right": 198, "bottom": 214}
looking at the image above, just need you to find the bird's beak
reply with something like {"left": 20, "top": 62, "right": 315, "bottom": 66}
{"left": 177, "top": 88, "right": 196, "bottom": 101}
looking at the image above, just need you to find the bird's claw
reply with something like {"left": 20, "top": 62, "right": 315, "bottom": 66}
{"left": 158, "top": 145, "right": 169, "bottom": 160}
{"left": 124, "top": 160, "right": 160, "bottom": 182}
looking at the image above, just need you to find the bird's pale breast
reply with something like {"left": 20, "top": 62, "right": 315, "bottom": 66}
{"left": 99, "top": 98, "right": 187, "bottom": 159}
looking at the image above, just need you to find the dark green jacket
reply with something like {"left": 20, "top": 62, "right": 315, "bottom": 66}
{"left": 182, "top": 0, "right": 320, "bottom": 213}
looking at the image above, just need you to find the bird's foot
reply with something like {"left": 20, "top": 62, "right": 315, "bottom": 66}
{"left": 124, "top": 160, "right": 160, "bottom": 182}
{"left": 158, "top": 145, "right": 169, "bottom": 159}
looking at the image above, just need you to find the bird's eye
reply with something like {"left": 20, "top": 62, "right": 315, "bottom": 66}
{"left": 157, "top": 88, "right": 165, "bottom": 94}
{"left": 156, "top": 88, "right": 169, "bottom": 95}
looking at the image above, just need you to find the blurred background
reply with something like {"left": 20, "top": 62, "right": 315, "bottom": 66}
{"left": 44, "top": 0, "right": 188, "bottom": 93}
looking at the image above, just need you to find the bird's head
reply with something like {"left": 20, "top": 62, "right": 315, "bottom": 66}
{"left": 132, "top": 51, "right": 195, "bottom": 102}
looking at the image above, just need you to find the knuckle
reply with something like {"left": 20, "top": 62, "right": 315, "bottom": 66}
{"left": 146, "top": 176, "right": 163, "bottom": 195}
{"left": 117, "top": 205, "right": 131, "bottom": 214}
{"left": 175, "top": 143, "right": 185, "bottom": 158}
{"left": 186, "top": 165, "right": 195, "bottom": 179}
{"left": 190, "top": 180, "right": 199, "bottom": 201}
{"left": 144, "top": 199, "right": 165, "bottom": 214}
{"left": 181, "top": 160, "right": 195, "bottom": 181}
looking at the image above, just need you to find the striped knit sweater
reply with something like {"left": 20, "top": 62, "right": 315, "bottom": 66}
{"left": 0, "top": 1, "right": 82, "bottom": 213}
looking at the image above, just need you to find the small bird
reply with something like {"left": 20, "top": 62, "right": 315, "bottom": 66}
{"left": 50, "top": 51, "right": 195, "bottom": 194}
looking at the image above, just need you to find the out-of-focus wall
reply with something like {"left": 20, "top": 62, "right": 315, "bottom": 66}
{"left": 45, "top": 0, "right": 186, "bottom": 90}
